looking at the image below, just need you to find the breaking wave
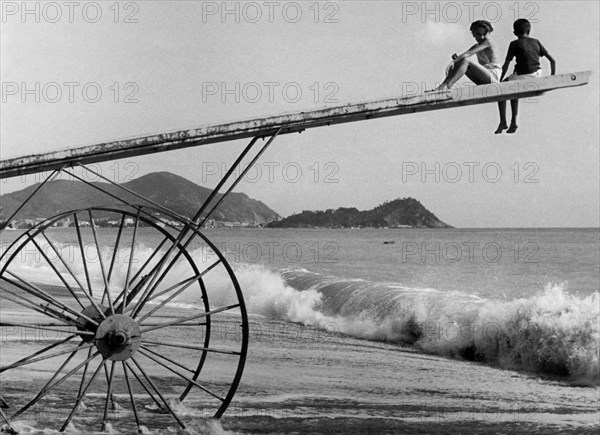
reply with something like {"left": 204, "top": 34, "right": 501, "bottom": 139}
{"left": 231, "top": 265, "right": 600, "bottom": 385}
{"left": 3, "top": 239, "right": 598, "bottom": 385}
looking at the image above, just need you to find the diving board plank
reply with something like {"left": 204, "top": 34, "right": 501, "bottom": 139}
{"left": 0, "top": 71, "right": 591, "bottom": 179}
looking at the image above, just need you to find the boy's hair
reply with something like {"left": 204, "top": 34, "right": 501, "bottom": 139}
{"left": 513, "top": 19, "right": 531, "bottom": 35}
{"left": 470, "top": 20, "right": 493, "bottom": 33}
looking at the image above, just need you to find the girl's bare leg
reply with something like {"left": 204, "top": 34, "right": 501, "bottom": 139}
{"left": 437, "top": 56, "right": 494, "bottom": 90}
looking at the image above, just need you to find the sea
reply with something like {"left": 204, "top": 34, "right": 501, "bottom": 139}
{"left": 0, "top": 227, "right": 598, "bottom": 434}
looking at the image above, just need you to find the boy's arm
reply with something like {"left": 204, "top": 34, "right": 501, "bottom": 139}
{"left": 545, "top": 53, "right": 556, "bottom": 75}
{"left": 500, "top": 61, "right": 510, "bottom": 82}
{"left": 500, "top": 42, "right": 515, "bottom": 81}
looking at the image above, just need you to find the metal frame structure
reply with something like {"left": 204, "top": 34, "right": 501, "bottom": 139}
{"left": 0, "top": 71, "right": 592, "bottom": 433}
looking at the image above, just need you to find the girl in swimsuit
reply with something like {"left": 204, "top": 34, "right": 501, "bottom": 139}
{"left": 435, "top": 20, "right": 501, "bottom": 91}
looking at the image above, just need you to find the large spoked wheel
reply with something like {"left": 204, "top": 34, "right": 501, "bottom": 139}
{"left": 0, "top": 207, "right": 248, "bottom": 433}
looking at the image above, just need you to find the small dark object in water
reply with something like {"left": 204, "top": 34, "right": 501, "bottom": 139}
{"left": 383, "top": 241, "right": 395, "bottom": 244}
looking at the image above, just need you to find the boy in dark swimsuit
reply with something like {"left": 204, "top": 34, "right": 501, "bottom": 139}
{"left": 496, "top": 19, "right": 556, "bottom": 134}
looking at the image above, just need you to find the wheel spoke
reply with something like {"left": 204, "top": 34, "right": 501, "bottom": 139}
{"left": 128, "top": 357, "right": 186, "bottom": 429}
{"left": 40, "top": 232, "right": 107, "bottom": 320}
{"left": 137, "top": 347, "right": 224, "bottom": 402}
{"left": 60, "top": 358, "right": 105, "bottom": 431}
{"left": 100, "top": 361, "right": 116, "bottom": 431}
{"left": 136, "top": 259, "right": 220, "bottom": 323}
{"left": 0, "top": 322, "right": 93, "bottom": 336}
{"left": 128, "top": 246, "right": 182, "bottom": 319}
{"left": 28, "top": 236, "right": 85, "bottom": 310}
{"left": 139, "top": 345, "right": 194, "bottom": 373}
{"left": 0, "top": 335, "right": 76, "bottom": 372}
{"left": 9, "top": 345, "right": 98, "bottom": 421}
{"left": 0, "top": 407, "right": 15, "bottom": 433}
{"left": 76, "top": 347, "right": 93, "bottom": 401}
{"left": 124, "top": 360, "right": 163, "bottom": 410}
{"left": 141, "top": 341, "right": 240, "bottom": 356}
{"left": 128, "top": 237, "right": 168, "bottom": 288}
{"left": 122, "top": 361, "right": 141, "bottom": 431}
{"left": 89, "top": 210, "right": 114, "bottom": 315}
{"left": 0, "top": 206, "right": 249, "bottom": 430}
{"left": 106, "top": 215, "right": 126, "bottom": 287}
{"left": 74, "top": 213, "right": 94, "bottom": 298}
{"left": 0, "top": 342, "right": 95, "bottom": 373}
{"left": 121, "top": 209, "right": 140, "bottom": 315}
{"left": 2, "top": 272, "right": 100, "bottom": 327}
{"left": 139, "top": 304, "right": 239, "bottom": 332}
{"left": 113, "top": 235, "right": 168, "bottom": 312}
{"left": 0, "top": 282, "right": 84, "bottom": 328}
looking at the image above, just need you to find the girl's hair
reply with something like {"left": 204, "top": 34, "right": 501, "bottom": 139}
{"left": 470, "top": 20, "right": 493, "bottom": 33}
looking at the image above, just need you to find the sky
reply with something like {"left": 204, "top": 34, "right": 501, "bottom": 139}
{"left": 1, "top": 0, "right": 599, "bottom": 228}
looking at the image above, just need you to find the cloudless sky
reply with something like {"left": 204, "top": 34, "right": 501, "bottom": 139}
{"left": 1, "top": 1, "right": 598, "bottom": 227}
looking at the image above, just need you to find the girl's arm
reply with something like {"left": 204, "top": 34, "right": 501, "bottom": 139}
{"left": 454, "top": 41, "right": 491, "bottom": 61}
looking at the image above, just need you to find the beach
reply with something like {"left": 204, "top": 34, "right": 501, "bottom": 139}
{"left": 0, "top": 227, "right": 598, "bottom": 434}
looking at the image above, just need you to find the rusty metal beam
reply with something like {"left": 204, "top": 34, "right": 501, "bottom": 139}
{"left": 0, "top": 71, "right": 592, "bottom": 179}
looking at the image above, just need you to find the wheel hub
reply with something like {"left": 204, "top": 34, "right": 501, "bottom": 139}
{"left": 95, "top": 314, "right": 141, "bottom": 361}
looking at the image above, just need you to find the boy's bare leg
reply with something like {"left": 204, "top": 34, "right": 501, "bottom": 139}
{"left": 495, "top": 101, "right": 509, "bottom": 134}
{"left": 507, "top": 99, "right": 519, "bottom": 133}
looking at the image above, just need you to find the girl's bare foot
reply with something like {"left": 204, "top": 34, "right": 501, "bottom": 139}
{"left": 494, "top": 123, "right": 508, "bottom": 134}
{"left": 507, "top": 124, "right": 518, "bottom": 134}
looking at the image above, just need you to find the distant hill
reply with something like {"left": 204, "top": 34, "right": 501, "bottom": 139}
{"left": 266, "top": 198, "right": 452, "bottom": 228}
{"left": 0, "top": 171, "right": 280, "bottom": 225}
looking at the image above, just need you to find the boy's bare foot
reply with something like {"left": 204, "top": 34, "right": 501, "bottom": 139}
{"left": 494, "top": 123, "right": 508, "bottom": 134}
{"left": 507, "top": 124, "right": 518, "bottom": 134}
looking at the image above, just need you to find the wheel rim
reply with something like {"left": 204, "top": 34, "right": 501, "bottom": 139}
{"left": 0, "top": 207, "right": 248, "bottom": 432}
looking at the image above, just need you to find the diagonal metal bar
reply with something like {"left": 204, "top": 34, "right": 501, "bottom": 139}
{"left": 191, "top": 135, "right": 260, "bottom": 224}
{"left": 76, "top": 163, "right": 193, "bottom": 225}
{"left": 137, "top": 348, "right": 224, "bottom": 402}
{"left": 128, "top": 236, "right": 168, "bottom": 286}
{"left": 199, "top": 128, "right": 281, "bottom": 227}
{"left": 136, "top": 259, "right": 220, "bottom": 323}
{"left": 63, "top": 168, "right": 198, "bottom": 230}
{"left": 121, "top": 135, "right": 263, "bottom": 318}
{"left": 0, "top": 169, "right": 59, "bottom": 231}
{"left": 130, "top": 132, "right": 280, "bottom": 319}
